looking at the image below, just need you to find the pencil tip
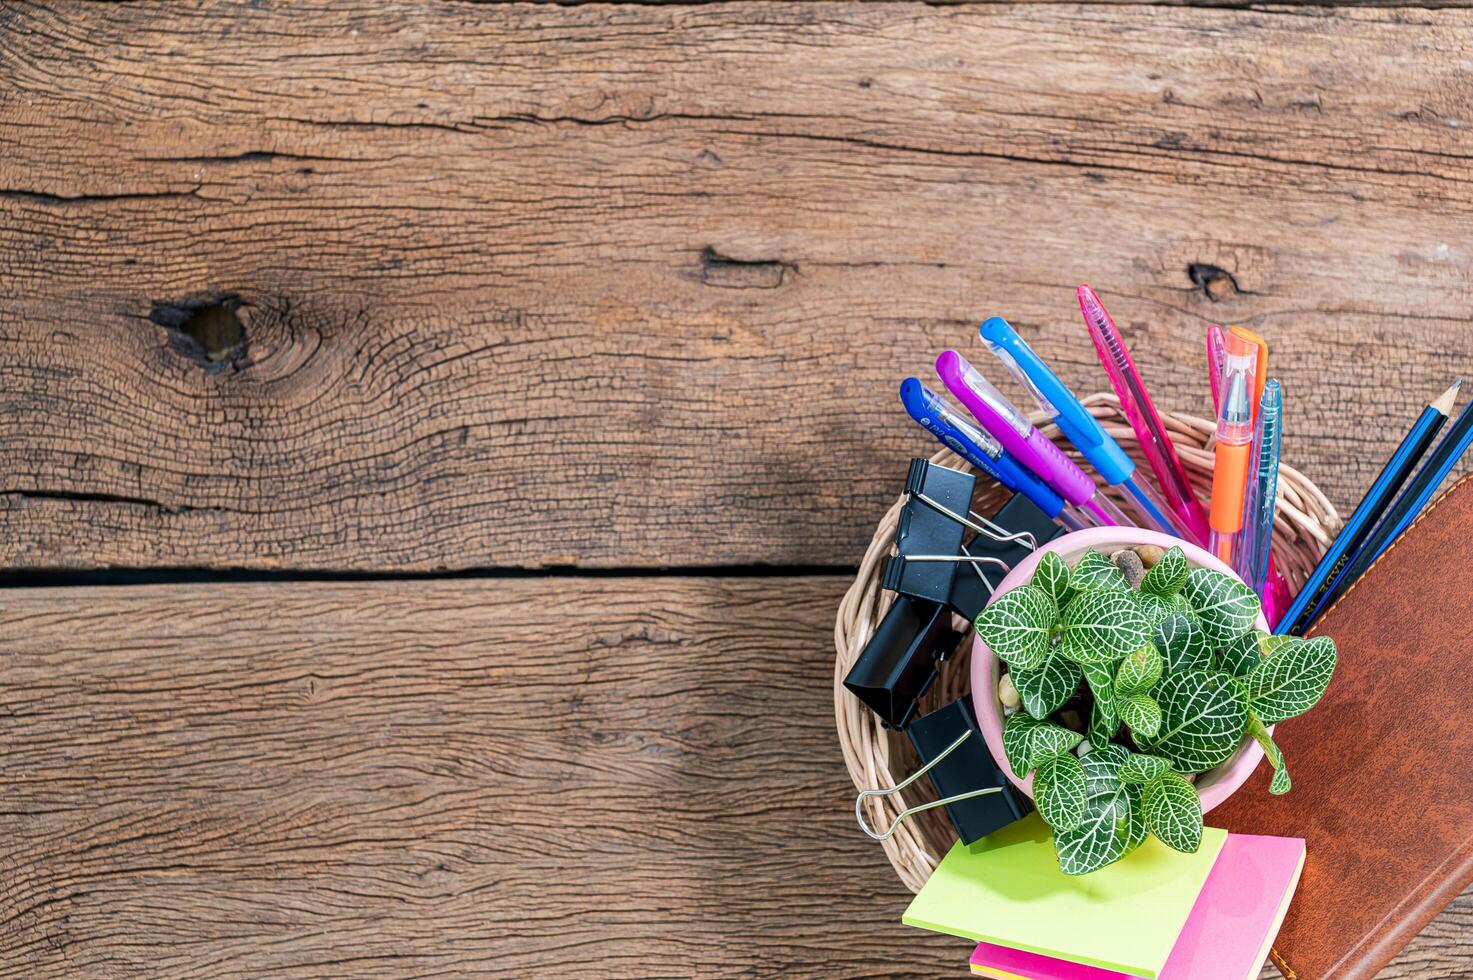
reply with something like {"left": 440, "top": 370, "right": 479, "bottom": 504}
{"left": 1432, "top": 378, "right": 1462, "bottom": 415}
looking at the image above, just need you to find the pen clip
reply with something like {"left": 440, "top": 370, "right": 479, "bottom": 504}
{"left": 979, "top": 317, "right": 1105, "bottom": 451}
{"left": 1207, "top": 325, "right": 1227, "bottom": 413}
{"left": 936, "top": 350, "right": 1034, "bottom": 439}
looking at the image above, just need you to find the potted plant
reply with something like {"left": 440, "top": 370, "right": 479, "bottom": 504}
{"left": 970, "top": 528, "right": 1336, "bottom": 875}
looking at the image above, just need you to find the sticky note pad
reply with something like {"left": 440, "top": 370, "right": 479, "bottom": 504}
{"left": 903, "top": 812, "right": 1227, "bottom": 979}
{"left": 966, "top": 833, "right": 1306, "bottom": 980}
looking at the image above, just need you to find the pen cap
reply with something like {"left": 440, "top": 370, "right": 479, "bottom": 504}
{"left": 977, "top": 317, "right": 1061, "bottom": 419}
{"left": 900, "top": 380, "right": 1067, "bottom": 518}
{"left": 1214, "top": 330, "right": 1260, "bottom": 446}
{"left": 979, "top": 316, "right": 1135, "bottom": 486}
{"left": 900, "top": 378, "right": 1006, "bottom": 461}
{"left": 1229, "top": 327, "right": 1270, "bottom": 421}
{"left": 935, "top": 350, "right": 1032, "bottom": 438}
{"left": 937, "top": 350, "right": 1096, "bottom": 506}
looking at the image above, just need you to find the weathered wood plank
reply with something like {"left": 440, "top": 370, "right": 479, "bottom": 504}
{"left": 0, "top": 575, "right": 1459, "bottom": 977}
{"left": 0, "top": 576, "right": 950, "bottom": 976}
{"left": 4, "top": 2, "right": 1473, "bottom": 570}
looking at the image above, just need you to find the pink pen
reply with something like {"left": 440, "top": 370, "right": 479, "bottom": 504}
{"left": 1206, "top": 325, "right": 1289, "bottom": 624}
{"left": 1206, "top": 324, "right": 1227, "bottom": 411}
{"left": 936, "top": 350, "right": 1131, "bottom": 528}
{"left": 1080, "top": 286, "right": 1210, "bottom": 546}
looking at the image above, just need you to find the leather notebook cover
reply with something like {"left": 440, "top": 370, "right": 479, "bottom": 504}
{"left": 1211, "top": 473, "right": 1473, "bottom": 979}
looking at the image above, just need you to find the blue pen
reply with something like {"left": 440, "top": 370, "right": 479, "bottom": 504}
{"left": 1236, "top": 379, "right": 1282, "bottom": 598}
{"left": 900, "top": 379, "right": 1086, "bottom": 531}
{"left": 978, "top": 317, "right": 1189, "bottom": 539}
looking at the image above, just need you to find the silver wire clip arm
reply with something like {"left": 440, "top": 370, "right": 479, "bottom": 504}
{"left": 854, "top": 730, "right": 1005, "bottom": 841}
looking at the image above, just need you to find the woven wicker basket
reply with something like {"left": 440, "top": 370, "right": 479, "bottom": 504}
{"left": 834, "top": 392, "right": 1341, "bottom": 893}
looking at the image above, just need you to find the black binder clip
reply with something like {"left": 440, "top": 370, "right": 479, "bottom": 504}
{"left": 843, "top": 596, "right": 958, "bottom": 730}
{"left": 856, "top": 698, "right": 1029, "bottom": 845}
{"left": 885, "top": 460, "right": 1064, "bottom": 620}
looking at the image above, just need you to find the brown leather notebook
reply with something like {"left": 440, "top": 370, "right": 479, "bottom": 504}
{"left": 1211, "top": 473, "right": 1473, "bottom": 979}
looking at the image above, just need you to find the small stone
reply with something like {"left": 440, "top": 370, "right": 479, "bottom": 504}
{"left": 1112, "top": 549, "right": 1146, "bottom": 588}
{"left": 998, "top": 672, "right": 1021, "bottom": 709}
{"left": 1136, "top": 544, "right": 1167, "bottom": 569}
{"left": 1182, "top": 771, "right": 1197, "bottom": 783}
{"left": 1059, "top": 709, "right": 1083, "bottom": 733}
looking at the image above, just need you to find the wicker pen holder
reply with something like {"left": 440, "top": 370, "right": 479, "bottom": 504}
{"left": 834, "top": 392, "right": 1341, "bottom": 893}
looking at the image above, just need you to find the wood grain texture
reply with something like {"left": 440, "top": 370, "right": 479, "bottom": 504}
{"left": 4, "top": 1, "right": 1473, "bottom": 570}
{"left": 0, "top": 575, "right": 1459, "bottom": 978}
{"left": 0, "top": 576, "right": 949, "bottom": 976}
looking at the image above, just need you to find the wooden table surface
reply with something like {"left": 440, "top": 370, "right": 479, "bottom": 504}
{"left": 3, "top": 2, "right": 1471, "bottom": 976}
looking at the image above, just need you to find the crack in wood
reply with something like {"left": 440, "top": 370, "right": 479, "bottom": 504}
{"left": 699, "top": 246, "right": 795, "bottom": 290}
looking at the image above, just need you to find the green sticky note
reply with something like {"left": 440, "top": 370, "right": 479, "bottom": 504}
{"left": 903, "top": 813, "right": 1227, "bottom": 979}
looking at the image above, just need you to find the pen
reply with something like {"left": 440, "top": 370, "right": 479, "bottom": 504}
{"left": 1312, "top": 379, "right": 1469, "bottom": 614}
{"left": 899, "top": 378, "right": 1087, "bottom": 531}
{"left": 1207, "top": 325, "right": 1290, "bottom": 623}
{"left": 1079, "top": 286, "right": 1210, "bottom": 545}
{"left": 976, "top": 316, "right": 1184, "bottom": 538}
{"left": 935, "top": 350, "right": 1132, "bottom": 529}
{"left": 1276, "top": 380, "right": 1459, "bottom": 635}
{"left": 1207, "top": 330, "right": 1261, "bottom": 566}
{"left": 1231, "top": 327, "right": 1269, "bottom": 419}
{"left": 1236, "top": 379, "right": 1282, "bottom": 598}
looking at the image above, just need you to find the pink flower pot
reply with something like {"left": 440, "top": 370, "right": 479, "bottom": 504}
{"left": 970, "top": 527, "right": 1271, "bottom": 815}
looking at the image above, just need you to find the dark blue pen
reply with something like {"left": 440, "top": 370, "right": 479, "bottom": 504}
{"left": 1278, "top": 381, "right": 1458, "bottom": 634}
{"left": 900, "top": 379, "right": 1086, "bottom": 531}
{"left": 1312, "top": 381, "right": 1471, "bottom": 615}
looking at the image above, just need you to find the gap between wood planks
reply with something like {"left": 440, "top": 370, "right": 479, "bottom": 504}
{"left": 0, "top": 564, "right": 862, "bottom": 589}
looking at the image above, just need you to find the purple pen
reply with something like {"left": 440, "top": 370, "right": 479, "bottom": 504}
{"left": 936, "top": 350, "right": 1126, "bottom": 527}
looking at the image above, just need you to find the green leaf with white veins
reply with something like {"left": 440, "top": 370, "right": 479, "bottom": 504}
{"left": 1119, "top": 693, "right": 1162, "bottom": 738}
{"left": 1247, "top": 710, "right": 1292, "bottom": 795}
{"left": 1119, "top": 752, "right": 1172, "bottom": 784}
{"left": 1032, "top": 551, "right": 1074, "bottom": 608}
{"left": 1061, "top": 590, "right": 1151, "bottom": 665}
{"left": 1082, "top": 662, "right": 1119, "bottom": 746}
{"left": 1180, "top": 567, "right": 1261, "bottom": 646}
{"left": 1011, "top": 651, "right": 1083, "bottom": 719}
{"left": 1154, "top": 612, "right": 1214, "bottom": 674}
{"left": 1053, "top": 743, "right": 1145, "bottom": 875}
{"left": 1141, "top": 546, "right": 1188, "bottom": 598}
{"left": 1258, "top": 633, "right": 1297, "bottom": 660}
{"left": 1244, "top": 635, "right": 1337, "bottom": 725}
{"left": 1142, "top": 771, "right": 1203, "bottom": 853}
{"left": 975, "top": 585, "right": 1055, "bottom": 671}
{"left": 1137, "top": 591, "right": 1176, "bottom": 629}
{"left": 1071, "top": 549, "right": 1128, "bottom": 592}
{"left": 1035, "top": 751, "right": 1088, "bottom": 832}
{"left": 1138, "top": 669, "right": 1249, "bottom": 773}
{"left": 1216, "top": 630, "right": 1263, "bottom": 678}
{"left": 1002, "top": 712, "right": 1083, "bottom": 777}
{"left": 1115, "top": 644, "right": 1163, "bottom": 695}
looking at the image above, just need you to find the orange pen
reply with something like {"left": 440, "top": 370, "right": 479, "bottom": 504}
{"left": 1229, "top": 326, "right": 1269, "bottom": 421}
{"left": 1207, "top": 330, "right": 1261, "bottom": 565}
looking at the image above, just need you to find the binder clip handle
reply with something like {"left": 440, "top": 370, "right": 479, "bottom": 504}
{"left": 854, "top": 730, "right": 1004, "bottom": 841}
